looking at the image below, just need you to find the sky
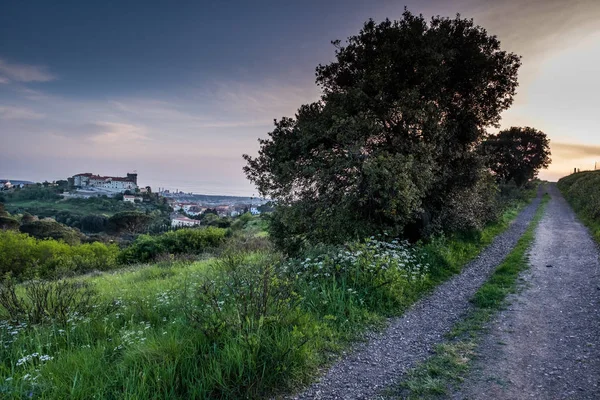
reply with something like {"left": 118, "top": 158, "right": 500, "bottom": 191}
{"left": 1, "top": 0, "right": 599, "bottom": 195}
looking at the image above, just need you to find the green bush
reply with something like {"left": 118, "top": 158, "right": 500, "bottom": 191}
{"left": 118, "top": 227, "right": 227, "bottom": 264}
{"left": 0, "top": 231, "right": 119, "bottom": 279}
{"left": 0, "top": 215, "right": 19, "bottom": 230}
{"left": 19, "top": 220, "right": 82, "bottom": 245}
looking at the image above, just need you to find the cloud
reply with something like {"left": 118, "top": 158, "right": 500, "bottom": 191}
{"left": 0, "top": 106, "right": 45, "bottom": 120}
{"left": 87, "top": 122, "right": 149, "bottom": 143}
{"left": 0, "top": 58, "right": 56, "bottom": 82}
{"left": 0, "top": 76, "right": 8, "bottom": 84}
{"left": 552, "top": 142, "right": 600, "bottom": 159}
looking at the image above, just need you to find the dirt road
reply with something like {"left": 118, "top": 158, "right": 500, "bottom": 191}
{"left": 453, "top": 184, "right": 600, "bottom": 399}
{"left": 290, "top": 191, "right": 543, "bottom": 399}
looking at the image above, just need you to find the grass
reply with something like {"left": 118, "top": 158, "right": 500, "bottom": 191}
{"left": 557, "top": 170, "right": 600, "bottom": 243}
{"left": 0, "top": 194, "right": 539, "bottom": 399}
{"left": 388, "top": 191, "right": 550, "bottom": 399}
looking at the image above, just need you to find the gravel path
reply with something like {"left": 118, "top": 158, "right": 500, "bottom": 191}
{"left": 452, "top": 184, "right": 600, "bottom": 400}
{"left": 290, "top": 191, "right": 543, "bottom": 400}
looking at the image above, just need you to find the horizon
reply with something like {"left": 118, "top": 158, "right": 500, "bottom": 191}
{"left": 2, "top": 0, "right": 600, "bottom": 195}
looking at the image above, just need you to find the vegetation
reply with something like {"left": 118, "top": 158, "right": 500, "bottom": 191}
{"left": 0, "top": 231, "right": 120, "bottom": 279}
{"left": 118, "top": 227, "right": 228, "bottom": 264}
{"left": 1, "top": 186, "right": 172, "bottom": 234}
{"left": 0, "top": 191, "right": 535, "bottom": 398}
{"left": 557, "top": 170, "right": 600, "bottom": 241}
{"left": 244, "top": 11, "right": 521, "bottom": 253}
{"left": 484, "top": 127, "right": 551, "bottom": 186}
{"left": 390, "top": 193, "right": 549, "bottom": 399}
{"left": 0, "top": 10, "right": 550, "bottom": 400}
{"left": 19, "top": 220, "right": 82, "bottom": 246}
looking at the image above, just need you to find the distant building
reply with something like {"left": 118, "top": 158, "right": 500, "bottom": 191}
{"left": 123, "top": 195, "right": 137, "bottom": 203}
{"left": 0, "top": 180, "right": 12, "bottom": 190}
{"left": 71, "top": 172, "right": 138, "bottom": 192}
{"left": 250, "top": 207, "right": 261, "bottom": 215}
{"left": 171, "top": 216, "right": 202, "bottom": 228}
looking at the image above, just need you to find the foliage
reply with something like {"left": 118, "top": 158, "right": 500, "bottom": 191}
{"left": 80, "top": 215, "right": 108, "bottom": 233}
{"left": 118, "top": 227, "right": 228, "bottom": 264}
{"left": 244, "top": 11, "right": 521, "bottom": 252}
{"left": 0, "top": 216, "right": 20, "bottom": 230}
{"left": 0, "top": 191, "right": 535, "bottom": 399}
{"left": 3, "top": 186, "right": 62, "bottom": 202}
{"left": 483, "top": 126, "right": 551, "bottom": 186}
{"left": 19, "top": 220, "right": 82, "bottom": 245}
{"left": 0, "top": 277, "right": 97, "bottom": 325}
{"left": 288, "top": 237, "right": 431, "bottom": 318}
{"left": 107, "top": 211, "right": 153, "bottom": 234}
{"left": 558, "top": 170, "right": 600, "bottom": 241}
{"left": 0, "top": 231, "right": 119, "bottom": 279}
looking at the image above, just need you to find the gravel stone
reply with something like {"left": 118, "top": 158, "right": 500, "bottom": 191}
{"left": 451, "top": 184, "right": 600, "bottom": 399}
{"left": 288, "top": 189, "right": 544, "bottom": 400}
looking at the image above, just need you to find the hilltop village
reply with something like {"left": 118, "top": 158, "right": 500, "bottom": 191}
{"left": 67, "top": 172, "right": 267, "bottom": 227}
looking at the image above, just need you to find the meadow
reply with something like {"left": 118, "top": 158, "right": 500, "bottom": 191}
{"left": 0, "top": 197, "right": 533, "bottom": 399}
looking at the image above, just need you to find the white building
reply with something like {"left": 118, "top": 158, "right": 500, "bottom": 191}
{"left": 250, "top": 207, "right": 261, "bottom": 215}
{"left": 171, "top": 216, "right": 202, "bottom": 228}
{"left": 71, "top": 172, "right": 138, "bottom": 193}
{"left": 123, "top": 195, "right": 137, "bottom": 203}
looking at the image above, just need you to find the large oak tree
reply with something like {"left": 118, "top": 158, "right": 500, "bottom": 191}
{"left": 244, "top": 11, "right": 521, "bottom": 252}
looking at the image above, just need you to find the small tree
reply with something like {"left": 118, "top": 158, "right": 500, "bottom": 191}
{"left": 19, "top": 220, "right": 81, "bottom": 245}
{"left": 483, "top": 127, "right": 551, "bottom": 186}
{"left": 108, "top": 211, "right": 152, "bottom": 234}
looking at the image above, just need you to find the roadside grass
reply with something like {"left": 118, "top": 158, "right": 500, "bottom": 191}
{"left": 557, "top": 171, "right": 600, "bottom": 243}
{"left": 0, "top": 194, "right": 539, "bottom": 399}
{"left": 387, "top": 192, "right": 550, "bottom": 399}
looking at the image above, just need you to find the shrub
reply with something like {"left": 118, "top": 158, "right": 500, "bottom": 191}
{"left": 19, "top": 220, "right": 82, "bottom": 245}
{"left": 0, "top": 277, "right": 97, "bottom": 325}
{"left": 288, "top": 237, "right": 431, "bottom": 317}
{"left": 185, "top": 252, "right": 316, "bottom": 397}
{"left": 118, "top": 227, "right": 227, "bottom": 264}
{"left": 0, "top": 216, "right": 19, "bottom": 230}
{"left": 0, "top": 231, "right": 119, "bottom": 279}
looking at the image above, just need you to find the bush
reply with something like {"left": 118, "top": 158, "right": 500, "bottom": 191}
{"left": 185, "top": 252, "right": 315, "bottom": 397}
{"left": 0, "top": 215, "right": 19, "bottom": 230}
{"left": 0, "top": 277, "right": 97, "bottom": 325}
{"left": 19, "top": 220, "right": 82, "bottom": 245}
{"left": 288, "top": 237, "right": 431, "bottom": 318}
{"left": 118, "top": 227, "right": 227, "bottom": 264}
{"left": 0, "top": 231, "right": 119, "bottom": 279}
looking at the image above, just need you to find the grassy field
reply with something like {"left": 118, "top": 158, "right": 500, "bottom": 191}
{"left": 0, "top": 194, "right": 537, "bottom": 399}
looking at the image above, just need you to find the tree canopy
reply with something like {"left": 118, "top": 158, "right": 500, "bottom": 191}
{"left": 107, "top": 211, "right": 152, "bottom": 234}
{"left": 483, "top": 127, "right": 551, "bottom": 186}
{"left": 19, "top": 220, "right": 82, "bottom": 245}
{"left": 243, "top": 11, "right": 521, "bottom": 252}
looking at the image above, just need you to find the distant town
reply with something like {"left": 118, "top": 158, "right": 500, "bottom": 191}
{"left": 1, "top": 171, "right": 269, "bottom": 229}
